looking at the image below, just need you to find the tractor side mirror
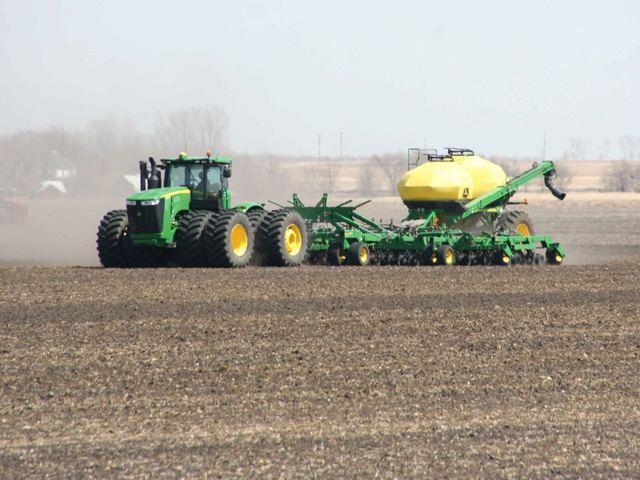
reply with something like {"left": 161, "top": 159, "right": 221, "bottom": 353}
{"left": 223, "top": 167, "right": 232, "bottom": 178}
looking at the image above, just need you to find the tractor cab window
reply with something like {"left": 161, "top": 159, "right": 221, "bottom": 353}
{"left": 167, "top": 164, "right": 222, "bottom": 200}
{"left": 168, "top": 164, "right": 203, "bottom": 190}
{"left": 205, "top": 167, "right": 222, "bottom": 196}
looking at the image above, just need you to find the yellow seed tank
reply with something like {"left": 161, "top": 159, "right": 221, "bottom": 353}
{"left": 397, "top": 153, "right": 508, "bottom": 203}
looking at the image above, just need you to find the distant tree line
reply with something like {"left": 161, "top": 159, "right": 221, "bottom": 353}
{"left": 0, "top": 106, "right": 230, "bottom": 196}
{"left": 0, "top": 112, "right": 639, "bottom": 197}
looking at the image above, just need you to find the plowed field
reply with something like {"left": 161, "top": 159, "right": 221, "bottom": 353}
{"left": 1, "top": 265, "right": 639, "bottom": 478}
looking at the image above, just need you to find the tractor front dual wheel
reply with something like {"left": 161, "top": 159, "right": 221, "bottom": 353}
{"left": 97, "top": 210, "right": 132, "bottom": 267}
{"left": 97, "top": 209, "right": 162, "bottom": 267}
{"left": 204, "top": 211, "right": 254, "bottom": 268}
{"left": 175, "top": 210, "right": 214, "bottom": 267}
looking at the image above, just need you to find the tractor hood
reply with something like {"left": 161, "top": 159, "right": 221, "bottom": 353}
{"left": 127, "top": 186, "right": 191, "bottom": 203}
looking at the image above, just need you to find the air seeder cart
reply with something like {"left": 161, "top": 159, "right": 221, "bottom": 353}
{"left": 293, "top": 148, "right": 567, "bottom": 267}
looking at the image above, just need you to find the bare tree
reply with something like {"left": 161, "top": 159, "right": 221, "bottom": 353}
{"left": 320, "top": 158, "right": 339, "bottom": 192}
{"left": 598, "top": 138, "right": 612, "bottom": 160}
{"left": 564, "top": 137, "right": 589, "bottom": 161}
{"left": 357, "top": 162, "right": 374, "bottom": 196}
{"left": 618, "top": 135, "right": 640, "bottom": 160}
{"left": 370, "top": 152, "right": 406, "bottom": 194}
{"left": 603, "top": 160, "right": 640, "bottom": 192}
{"left": 486, "top": 155, "right": 519, "bottom": 177}
{"left": 154, "top": 106, "right": 229, "bottom": 155}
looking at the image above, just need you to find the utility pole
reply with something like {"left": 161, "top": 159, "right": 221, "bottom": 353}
{"left": 339, "top": 131, "right": 343, "bottom": 160}
{"left": 318, "top": 134, "right": 322, "bottom": 158}
{"left": 542, "top": 131, "right": 547, "bottom": 160}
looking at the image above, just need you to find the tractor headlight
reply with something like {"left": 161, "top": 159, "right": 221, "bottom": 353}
{"left": 126, "top": 200, "right": 137, "bottom": 206}
{"left": 140, "top": 199, "right": 160, "bottom": 206}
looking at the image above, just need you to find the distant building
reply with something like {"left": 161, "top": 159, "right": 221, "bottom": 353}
{"left": 44, "top": 150, "right": 78, "bottom": 180}
{"left": 37, "top": 180, "right": 67, "bottom": 197}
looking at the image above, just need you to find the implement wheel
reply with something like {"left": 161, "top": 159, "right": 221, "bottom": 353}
{"left": 546, "top": 248, "right": 563, "bottom": 265}
{"left": 421, "top": 246, "right": 437, "bottom": 266}
{"left": 347, "top": 242, "right": 370, "bottom": 266}
{"left": 257, "top": 209, "right": 307, "bottom": 266}
{"left": 493, "top": 251, "right": 512, "bottom": 266}
{"left": 327, "top": 244, "right": 343, "bottom": 266}
{"left": 496, "top": 210, "right": 535, "bottom": 236}
{"left": 205, "top": 211, "right": 254, "bottom": 268}
{"left": 436, "top": 245, "right": 456, "bottom": 266}
{"left": 175, "top": 210, "right": 215, "bottom": 267}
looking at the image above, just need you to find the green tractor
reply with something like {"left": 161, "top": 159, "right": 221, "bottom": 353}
{"left": 97, "top": 153, "right": 308, "bottom": 268}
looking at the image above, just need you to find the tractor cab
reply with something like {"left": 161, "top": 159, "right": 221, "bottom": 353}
{"left": 100, "top": 150, "right": 303, "bottom": 267}
{"left": 161, "top": 153, "right": 232, "bottom": 210}
{"left": 138, "top": 152, "right": 232, "bottom": 211}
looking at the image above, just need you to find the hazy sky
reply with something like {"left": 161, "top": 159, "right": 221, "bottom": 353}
{"left": 0, "top": 0, "right": 638, "bottom": 157}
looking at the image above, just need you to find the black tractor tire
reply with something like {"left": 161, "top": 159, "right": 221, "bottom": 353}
{"left": 496, "top": 210, "right": 535, "bottom": 236}
{"left": 421, "top": 246, "right": 437, "bottom": 266}
{"left": 97, "top": 209, "right": 141, "bottom": 268}
{"left": 436, "top": 244, "right": 456, "bottom": 266}
{"left": 347, "top": 242, "right": 370, "bottom": 266}
{"left": 175, "top": 210, "right": 215, "bottom": 267}
{"left": 247, "top": 209, "right": 268, "bottom": 231}
{"left": 246, "top": 209, "right": 269, "bottom": 265}
{"left": 204, "top": 211, "right": 254, "bottom": 268}
{"left": 257, "top": 209, "right": 308, "bottom": 267}
{"left": 327, "top": 244, "right": 343, "bottom": 266}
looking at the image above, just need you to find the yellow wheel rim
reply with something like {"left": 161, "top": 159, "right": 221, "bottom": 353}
{"left": 445, "top": 249, "right": 453, "bottom": 264}
{"left": 230, "top": 224, "right": 248, "bottom": 257}
{"left": 284, "top": 224, "right": 302, "bottom": 256}
{"left": 555, "top": 254, "right": 563, "bottom": 263}
{"left": 502, "top": 254, "right": 510, "bottom": 264}
{"left": 516, "top": 222, "right": 531, "bottom": 236}
{"left": 359, "top": 246, "right": 368, "bottom": 264}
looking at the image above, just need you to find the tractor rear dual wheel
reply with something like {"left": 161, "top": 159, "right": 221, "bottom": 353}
{"left": 176, "top": 210, "right": 254, "bottom": 268}
{"left": 497, "top": 210, "right": 535, "bottom": 236}
{"left": 256, "top": 209, "right": 307, "bottom": 266}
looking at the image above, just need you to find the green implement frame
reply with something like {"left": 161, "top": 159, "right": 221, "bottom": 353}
{"left": 289, "top": 160, "right": 566, "bottom": 266}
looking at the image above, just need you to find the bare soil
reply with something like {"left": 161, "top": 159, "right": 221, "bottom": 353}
{"left": 1, "top": 265, "right": 639, "bottom": 478}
